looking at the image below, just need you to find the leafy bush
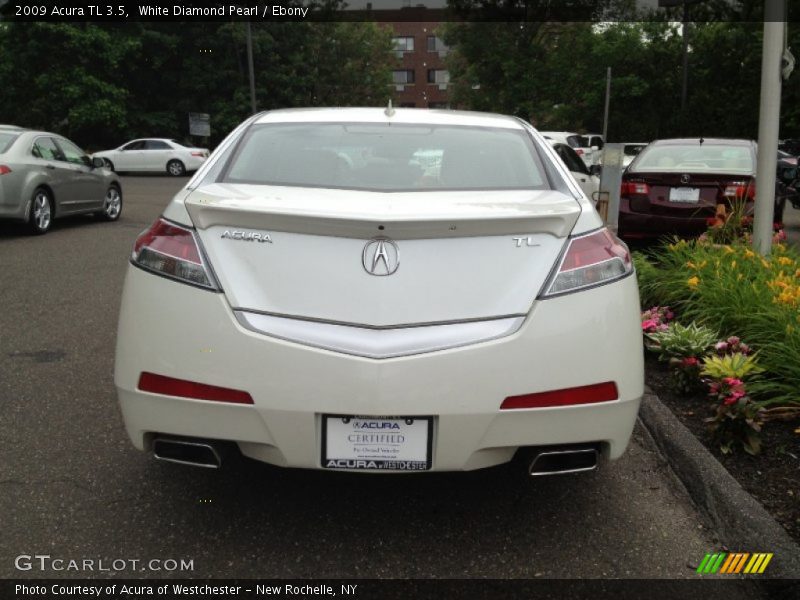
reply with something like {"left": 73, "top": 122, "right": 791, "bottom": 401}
{"left": 646, "top": 322, "right": 718, "bottom": 361}
{"left": 701, "top": 352, "right": 764, "bottom": 380}
{"left": 706, "top": 377, "right": 764, "bottom": 455}
{"left": 633, "top": 239, "right": 800, "bottom": 406}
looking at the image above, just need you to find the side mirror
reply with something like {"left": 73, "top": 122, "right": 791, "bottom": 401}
{"left": 589, "top": 164, "right": 602, "bottom": 176}
{"left": 91, "top": 157, "right": 106, "bottom": 169}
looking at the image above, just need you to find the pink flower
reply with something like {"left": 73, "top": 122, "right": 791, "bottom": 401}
{"left": 723, "top": 396, "right": 739, "bottom": 405}
{"left": 727, "top": 336, "right": 740, "bottom": 345}
{"left": 642, "top": 319, "right": 658, "bottom": 331}
{"left": 682, "top": 357, "right": 699, "bottom": 367}
{"left": 715, "top": 341, "right": 729, "bottom": 352}
{"left": 723, "top": 377, "right": 743, "bottom": 387}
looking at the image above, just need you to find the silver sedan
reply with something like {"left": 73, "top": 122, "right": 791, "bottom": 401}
{"left": 0, "top": 128, "right": 122, "bottom": 234}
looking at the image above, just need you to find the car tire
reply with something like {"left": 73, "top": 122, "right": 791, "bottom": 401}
{"left": 28, "top": 188, "right": 53, "bottom": 235}
{"left": 104, "top": 159, "right": 115, "bottom": 172}
{"left": 167, "top": 160, "right": 186, "bottom": 177}
{"left": 96, "top": 184, "right": 123, "bottom": 221}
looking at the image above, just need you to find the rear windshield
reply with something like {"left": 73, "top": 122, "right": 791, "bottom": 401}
{"left": 565, "top": 135, "right": 587, "bottom": 148}
{"left": 624, "top": 144, "right": 647, "bottom": 156}
{"left": 631, "top": 143, "right": 754, "bottom": 174}
{"left": 0, "top": 132, "right": 19, "bottom": 154}
{"left": 222, "top": 123, "right": 549, "bottom": 191}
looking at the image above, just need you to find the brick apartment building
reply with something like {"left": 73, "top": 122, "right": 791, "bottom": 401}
{"left": 380, "top": 12, "right": 450, "bottom": 108}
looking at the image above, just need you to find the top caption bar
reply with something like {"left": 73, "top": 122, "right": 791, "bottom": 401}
{"left": 1, "top": 1, "right": 796, "bottom": 23}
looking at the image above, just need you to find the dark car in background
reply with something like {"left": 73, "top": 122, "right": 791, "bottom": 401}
{"left": 0, "top": 127, "right": 122, "bottom": 234}
{"left": 618, "top": 138, "right": 784, "bottom": 239}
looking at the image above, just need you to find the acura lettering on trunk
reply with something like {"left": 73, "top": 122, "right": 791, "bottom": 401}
{"left": 114, "top": 108, "right": 644, "bottom": 477}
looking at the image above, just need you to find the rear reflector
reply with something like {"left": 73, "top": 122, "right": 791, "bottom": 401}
{"left": 0, "top": 165, "right": 11, "bottom": 175}
{"left": 191, "top": 152, "right": 205, "bottom": 157}
{"left": 500, "top": 382, "right": 618, "bottom": 410}
{"left": 138, "top": 372, "right": 254, "bottom": 404}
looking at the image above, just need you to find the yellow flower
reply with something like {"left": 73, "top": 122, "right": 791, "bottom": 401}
{"left": 723, "top": 245, "right": 735, "bottom": 254}
{"left": 777, "top": 256, "right": 794, "bottom": 266}
{"left": 731, "top": 260, "right": 737, "bottom": 269}
{"left": 686, "top": 261, "right": 697, "bottom": 269}
{"left": 744, "top": 249, "right": 756, "bottom": 259}
{"left": 687, "top": 276, "right": 700, "bottom": 288}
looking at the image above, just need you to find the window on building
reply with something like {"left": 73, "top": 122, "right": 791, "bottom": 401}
{"left": 428, "top": 102, "right": 449, "bottom": 109}
{"left": 427, "top": 36, "right": 449, "bottom": 54}
{"left": 392, "top": 36, "right": 415, "bottom": 53}
{"left": 427, "top": 69, "right": 450, "bottom": 85}
{"left": 392, "top": 70, "right": 415, "bottom": 85}
{"left": 399, "top": 102, "right": 416, "bottom": 108}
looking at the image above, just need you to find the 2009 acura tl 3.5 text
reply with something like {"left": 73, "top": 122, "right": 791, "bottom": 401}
{"left": 114, "top": 107, "right": 644, "bottom": 477}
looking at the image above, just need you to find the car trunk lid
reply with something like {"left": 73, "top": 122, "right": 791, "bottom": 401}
{"left": 187, "top": 184, "right": 581, "bottom": 327}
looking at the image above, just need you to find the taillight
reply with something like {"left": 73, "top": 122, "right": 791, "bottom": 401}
{"left": 722, "top": 181, "right": 755, "bottom": 200}
{"left": 575, "top": 148, "right": 584, "bottom": 156}
{"left": 620, "top": 181, "right": 650, "bottom": 196}
{"left": 138, "top": 372, "right": 253, "bottom": 404}
{"left": 131, "top": 218, "right": 218, "bottom": 290}
{"left": 501, "top": 382, "right": 618, "bottom": 409}
{"left": 541, "top": 228, "right": 632, "bottom": 297}
{"left": 0, "top": 165, "right": 11, "bottom": 175}
{"left": 191, "top": 152, "right": 204, "bottom": 157}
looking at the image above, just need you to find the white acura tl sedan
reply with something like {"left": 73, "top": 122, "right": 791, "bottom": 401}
{"left": 114, "top": 108, "right": 644, "bottom": 476}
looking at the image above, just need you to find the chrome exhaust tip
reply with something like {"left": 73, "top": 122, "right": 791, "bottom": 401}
{"left": 153, "top": 437, "right": 223, "bottom": 469}
{"left": 528, "top": 447, "right": 598, "bottom": 477}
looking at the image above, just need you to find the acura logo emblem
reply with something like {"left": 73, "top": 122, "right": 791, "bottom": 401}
{"left": 681, "top": 173, "right": 691, "bottom": 184}
{"left": 362, "top": 237, "right": 399, "bottom": 276}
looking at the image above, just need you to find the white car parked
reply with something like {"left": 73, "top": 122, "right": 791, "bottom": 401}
{"left": 93, "top": 138, "right": 209, "bottom": 176}
{"left": 549, "top": 141, "right": 600, "bottom": 204}
{"left": 539, "top": 131, "right": 596, "bottom": 168}
{"left": 114, "top": 108, "right": 643, "bottom": 477}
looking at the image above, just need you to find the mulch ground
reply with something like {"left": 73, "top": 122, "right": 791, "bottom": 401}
{"left": 645, "top": 354, "right": 800, "bottom": 544}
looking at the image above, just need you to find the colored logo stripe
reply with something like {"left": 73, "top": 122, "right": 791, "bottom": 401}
{"left": 698, "top": 552, "right": 773, "bottom": 575}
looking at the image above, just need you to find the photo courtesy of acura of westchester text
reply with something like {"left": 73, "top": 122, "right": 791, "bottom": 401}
{"left": 1, "top": 0, "right": 799, "bottom": 594}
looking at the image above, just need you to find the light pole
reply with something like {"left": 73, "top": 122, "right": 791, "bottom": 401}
{"left": 246, "top": 20, "right": 257, "bottom": 114}
{"left": 752, "top": 0, "right": 786, "bottom": 255}
{"left": 658, "top": 0, "right": 706, "bottom": 128}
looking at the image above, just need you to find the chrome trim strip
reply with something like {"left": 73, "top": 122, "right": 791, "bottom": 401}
{"left": 230, "top": 308, "right": 526, "bottom": 331}
{"left": 234, "top": 311, "right": 525, "bottom": 359}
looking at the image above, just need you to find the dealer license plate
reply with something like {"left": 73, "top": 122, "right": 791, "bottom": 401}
{"left": 322, "top": 415, "right": 432, "bottom": 471}
{"left": 669, "top": 187, "right": 700, "bottom": 203}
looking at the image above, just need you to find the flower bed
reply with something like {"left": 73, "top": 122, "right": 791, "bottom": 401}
{"left": 634, "top": 231, "right": 800, "bottom": 541}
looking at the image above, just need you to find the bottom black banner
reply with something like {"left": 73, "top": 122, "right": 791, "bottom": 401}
{"left": 2, "top": 579, "right": 798, "bottom": 600}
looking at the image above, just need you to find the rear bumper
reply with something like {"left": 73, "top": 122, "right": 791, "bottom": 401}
{"left": 618, "top": 198, "right": 709, "bottom": 239}
{"left": 114, "top": 266, "right": 645, "bottom": 471}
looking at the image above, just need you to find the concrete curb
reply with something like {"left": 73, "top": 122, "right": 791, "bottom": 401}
{"left": 638, "top": 389, "right": 800, "bottom": 578}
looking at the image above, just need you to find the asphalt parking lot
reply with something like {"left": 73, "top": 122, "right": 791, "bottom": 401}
{"left": 0, "top": 177, "right": 753, "bottom": 581}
